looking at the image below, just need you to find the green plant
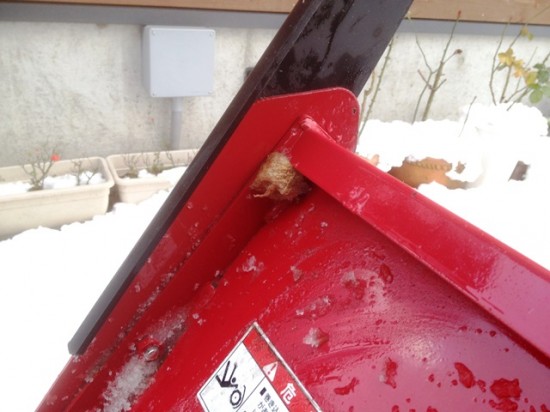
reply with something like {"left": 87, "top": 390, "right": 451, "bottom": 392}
{"left": 490, "top": 25, "right": 550, "bottom": 106}
{"left": 21, "top": 146, "right": 60, "bottom": 191}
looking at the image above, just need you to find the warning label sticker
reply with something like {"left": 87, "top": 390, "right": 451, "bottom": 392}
{"left": 198, "top": 322, "right": 321, "bottom": 412}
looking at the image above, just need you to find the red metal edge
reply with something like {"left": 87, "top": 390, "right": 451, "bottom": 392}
{"left": 281, "top": 118, "right": 550, "bottom": 360}
{"left": 37, "top": 88, "right": 360, "bottom": 411}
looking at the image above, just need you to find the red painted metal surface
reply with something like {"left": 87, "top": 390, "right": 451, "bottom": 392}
{"left": 39, "top": 89, "right": 550, "bottom": 411}
{"left": 282, "top": 117, "right": 550, "bottom": 360}
{"left": 136, "top": 192, "right": 550, "bottom": 411}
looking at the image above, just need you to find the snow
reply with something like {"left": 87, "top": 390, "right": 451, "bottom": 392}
{"left": 102, "top": 355, "right": 157, "bottom": 412}
{"left": 126, "top": 166, "right": 187, "bottom": 186}
{"left": 357, "top": 103, "right": 550, "bottom": 269}
{"left": 0, "top": 191, "right": 168, "bottom": 411}
{"left": 0, "top": 180, "right": 32, "bottom": 195}
{"left": 0, "top": 104, "right": 548, "bottom": 410}
{"left": 302, "top": 327, "right": 330, "bottom": 348}
{"left": 43, "top": 171, "right": 106, "bottom": 189}
{"left": 0, "top": 171, "right": 107, "bottom": 195}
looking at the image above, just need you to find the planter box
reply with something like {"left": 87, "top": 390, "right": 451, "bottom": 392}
{"left": 0, "top": 157, "right": 114, "bottom": 240}
{"left": 107, "top": 149, "right": 198, "bottom": 204}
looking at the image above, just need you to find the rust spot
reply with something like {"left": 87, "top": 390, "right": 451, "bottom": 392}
{"left": 477, "top": 379, "right": 487, "bottom": 393}
{"left": 250, "top": 152, "right": 310, "bottom": 201}
{"left": 378, "top": 263, "right": 394, "bottom": 284}
{"left": 334, "top": 377, "right": 359, "bottom": 395}
{"left": 454, "top": 362, "right": 475, "bottom": 388}
{"left": 490, "top": 378, "right": 522, "bottom": 399}
{"left": 382, "top": 358, "right": 398, "bottom": 388}
{"left": 488, "top": 398, "right": 518, "bottom": 411}
{"left": 488, "top": 378, "right": 522, "bottom": 411}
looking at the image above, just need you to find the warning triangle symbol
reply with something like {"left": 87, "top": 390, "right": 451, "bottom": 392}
{"left": 262, "top": 361, "right": 278, "bottom": 382}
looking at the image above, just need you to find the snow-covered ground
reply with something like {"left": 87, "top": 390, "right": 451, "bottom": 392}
{"left": 0, "top": 104, "right": 548, "bottom": 411}
{"left": 357, "top": 103, "right": 550, "bottom": 269}
{"left": 0, "top": 192, "right": 169, "bottom": 411}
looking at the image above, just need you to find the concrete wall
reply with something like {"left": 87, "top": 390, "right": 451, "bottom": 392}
{"left": 0, "top": 7, "right": 548, "bottom": 167}
{"left": 0, "top": 21, "right": 274, "bottom": 166}
{"left": 363, "top": 29, "right": 550, "bottom": 123}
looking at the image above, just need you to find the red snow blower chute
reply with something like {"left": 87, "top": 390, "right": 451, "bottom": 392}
{"left": 39, "top": 1, "right": 550, "bottom": 411}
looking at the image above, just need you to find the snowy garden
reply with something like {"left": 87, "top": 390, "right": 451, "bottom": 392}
{"left": 1, "top": 7, "right": 549, "bottom": 411}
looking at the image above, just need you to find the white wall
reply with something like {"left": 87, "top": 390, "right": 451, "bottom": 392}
{"left": 0, "top": 21, "right": 275, "bottom": 166}
{"left": 0, "top": 10, "right": 548, "bottom": 167}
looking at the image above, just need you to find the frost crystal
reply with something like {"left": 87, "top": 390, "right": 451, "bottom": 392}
{"left": 302, "top": 327, "right": 329, "bottom": 348}
{"left": 241, "top": 255, "right": 265, "bottom": 274}
{"left": 290, "top": 265, "right": 303, "bottom": 281}
{"left": 102, "top": 356, "right": 157, "bottom": 412}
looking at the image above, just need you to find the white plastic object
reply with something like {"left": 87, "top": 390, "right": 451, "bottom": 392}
{"left": 142, "top": 26, "right": 215, "bottom": 98}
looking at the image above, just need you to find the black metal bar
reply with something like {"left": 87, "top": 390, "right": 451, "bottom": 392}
{"left": 69, "top": 0, "right": 413, "bottom": 355}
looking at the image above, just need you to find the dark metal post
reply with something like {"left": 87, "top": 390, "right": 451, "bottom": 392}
{"left": 69, "top": 0, "right": 413, "bottom": 355}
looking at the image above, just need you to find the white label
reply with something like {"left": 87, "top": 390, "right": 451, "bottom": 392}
{"left": 198, "top": 323, "right": 321, "bottom": 412}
